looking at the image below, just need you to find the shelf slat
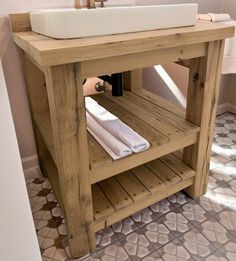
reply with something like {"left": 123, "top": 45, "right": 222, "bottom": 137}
{"left": 116, "top": 171, "right": 150, "bottom": 202}
{"left": 146, "top": 160, "right": 181, "bottom": 186}
{"left": 98, "top": 177, "right": 133, "bottom": 211}
{"left": 104, "top": 91, "right": 183, "bottom": 140}
{"left": 160, "top": 154, "right": 195, "bottom": 180}
{"left": 92, "top": 94, "right": 168, "bottom": 147}
{"left": 34, "top": 91, "right": 199, "bottom": 182}
{"left": 92, "top": 184, "right": 115, "bottom": 221}
{"left": 131, "top": 165, "right": 165, "bottom": 194}
{"left": 123, "top": 91, "right": 197, "bottom": 134}
{"left": 93, "top": 155, "right": 195, "bottom": 231}
{"left": 133, "top": 89, "right": 186, "bottom": 119}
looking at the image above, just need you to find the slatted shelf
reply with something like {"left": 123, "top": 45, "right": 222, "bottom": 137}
{"left": 33, "top": 91, "right": 199, "bottom": 184}
{"left": 93, "top": 153, "right": 195, "bottom": 231}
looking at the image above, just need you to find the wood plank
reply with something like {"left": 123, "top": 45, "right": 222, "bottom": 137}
{"left": 93, "top": 94, "right": 168, "bottom": 147}
{"left": 88, "top": 134, "right": 112, "bottom": 169}
{"left": 173, "top": 150, "right": 183, "bottom": 160}
{"left": 95, "top": 178, "right": 193, "bottom": 230}
{"left": 45, "top": 64, "right": 95, "bottom": 257}
{"left": 131, "top": 165, "right": 166, "bottom": 193}
{"left": 123, "top": 70, "right": 143, "bottom": 92}
{"left": 11, "top": 21, "right": 234, "bottom": 66}
{"left": 34, "top": 113, "right": 57, "bottom": 164}
{"left": 92, "top": 184, "right": 115, "bottom": 220}
{"left": 74, "top": 0, "right": 81, "bottom": 8}
{"left": 160, "top": 154, "right": 195, "bottom": 180}
{"left": 133, "top": 89, "right": 185, "bottom": 119}
{"left": 147, "top": 159, "right": 181, "bottom": 186}
{"left": 183, "top": 40, "right": 225, "bottom": 198}
{"left": 81, "top": 43, "right": 205, "bottom": 78}
{"left": 123, "top": 91, "right": 198, "bottom": 134}
{"left": 104, "top": 92, "right": 184, "bottom": 140}
{"left": 116, "top": 171, "right": 150, "bottom": 202}
{"left": 20, "top": 51, "right": 48, "bottom": 115}
{"left": 98, "top": 177, "right": 133, "bottom": 211}
{"left": 9, "top": 13, "right": 31, "bottom": 32}
{"left": 91, "top": 133, "right": 198, "bottom": 184}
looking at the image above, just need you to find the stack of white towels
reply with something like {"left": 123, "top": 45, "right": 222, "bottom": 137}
{"left": 197, "top": 13, "right": 236, "bottom": 75}
{"left": 85, "top": 97, "right": 150, "bottom": 160}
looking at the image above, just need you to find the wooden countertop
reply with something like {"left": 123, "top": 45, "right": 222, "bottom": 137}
{"left": 11, "top": 16, "right": 234, "bottom": 66}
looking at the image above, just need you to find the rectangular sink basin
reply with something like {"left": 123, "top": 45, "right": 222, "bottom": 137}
{"left": 30, "top": 4, "right": 198, "bottom": 39}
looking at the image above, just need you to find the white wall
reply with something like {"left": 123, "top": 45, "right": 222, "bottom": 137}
{"left": 0, "top": 61, "right": 41, "bottom": 261}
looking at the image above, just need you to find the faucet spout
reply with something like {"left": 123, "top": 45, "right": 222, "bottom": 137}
{"left": 87, "top": 0, "right": 96, "bottom": 9}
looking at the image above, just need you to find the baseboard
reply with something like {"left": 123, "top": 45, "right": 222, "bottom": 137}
{"left": 22, "top": 154, "right": 40, "bottom": 181}
{"left": 217, "top": 103, "right": 236, "bottom": 115}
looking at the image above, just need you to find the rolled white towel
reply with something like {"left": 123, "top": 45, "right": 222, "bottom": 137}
{"left": 85, "top": 97, "right": 150, "bottom": 153}
{"left": 86, "top": 112, "right": 132, "bottom": 160}
{"left": 197, "top": 13, "right": 231, "bottom": 22}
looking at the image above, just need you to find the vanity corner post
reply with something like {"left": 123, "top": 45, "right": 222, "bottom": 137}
{"left": 183, "top": 39, "right": 225, "bottom": 199}
{"left": 44, "top": 63, "right": 95, "bottom": 258}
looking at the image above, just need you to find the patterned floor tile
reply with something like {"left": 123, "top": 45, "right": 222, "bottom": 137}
{"left": 209, "top": 167, "right": 234, "bottom": 188}
{"left": 149, "top": 199, "right": 174, "bottom": 218}
{"left": 216, "top": 210, "right": 236, "bottom": 236}
{"left": 178, "top": 228, "right": 216, "bottom": 260}
{"left": 218, "top": 241, "right": 236, "bottom": 261}
{"left": 196, "top": 216, "right": 232, "bottom": 249}
{"left": 161, "top": 209, "right": 193, "bottom": 238}
{"left": 179, "top": 201, "right": 210, "bottom": 225}
{"left": 224, "top": 160, "right": 236, "bottom": 179}
{"left": 96, "top": 227, "right": 118, "bottom": 249}
{"left": 157, "top": 239, "right": 194, "bottom": 261}
{"left": 167, "top": 191, "right": 191, "bottom": 208}
{"left": 131, "top": 208, "right": 156, "bottom": 228}
{"left": 112, "top": 217, "right": 138, "bottom": 239}
{"left": 209, "top": 186, "right": 236, "bottom": 207}
{"left": 96, "top": 240, "right": 130, "bottom": 261}
{"left": 142, "top": 251, "right": 161, "bottom": 261}
{"left": 205, "top": 250, "right": 228, "bottom": 261}
{"left": 141, "top": 220, "right": 175, "bottom": 249}
{"left": 196, "top": 192, "right": 226, "bottom": 216}
{"left": 119, "top": 229, "right": 155, "bottom": 260}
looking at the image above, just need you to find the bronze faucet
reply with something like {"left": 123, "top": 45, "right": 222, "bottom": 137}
{"left": 95, "top": 0, "right": 107, "bottom": 8}
{"left": 75, "top": 0, "right": 107, "bottom": 9}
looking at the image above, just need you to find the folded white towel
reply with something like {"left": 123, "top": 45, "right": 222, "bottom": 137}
{"left": 197, "top": 13, "right": 231, "bottom": 22}
{"left": 85, "top": 97, "right": 150, "bottom": 153}
{"left": 86, "top": 112, "right": 132, "bottom": 160}
{"left": 222, "top": 21, "right": 236, "bottom": 74}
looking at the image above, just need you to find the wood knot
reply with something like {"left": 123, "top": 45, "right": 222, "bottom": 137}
{"left": 194, "top": 73, "right": 199, "bottom": 81}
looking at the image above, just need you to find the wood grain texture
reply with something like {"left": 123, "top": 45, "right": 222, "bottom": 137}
{"left": 9, "top": 13, "right": 31, "bottom": 32}
{"left": 44, "top": 64, "right": 95, "bottom": 257}
{"left": 74, "top": 0, "right": 81, "bottom": 8}
{"left": 11, "top": 20, "right": 234, "bottom": 66}
{"left": 123, "top": 70, "right": 143, "bottom": 92}
{"left": 183, "top": 40, "right": 225, "bottom": 198}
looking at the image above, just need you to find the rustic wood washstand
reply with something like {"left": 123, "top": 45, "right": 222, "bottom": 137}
{"left": 9, "top": 13, "right": 234, "bottom": 258}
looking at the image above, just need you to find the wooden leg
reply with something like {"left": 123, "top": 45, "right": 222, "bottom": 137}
{"left": 45, "top": 63, "right": 95, "bottom": 258}
{"left": 183, "top": 40, "right": 225, "bottom": 198}
{"left": 123, "top": 69, "right": 143, "bottom": 91}
{"left": 20, "top": 51, "right": 49, "bottom": 178}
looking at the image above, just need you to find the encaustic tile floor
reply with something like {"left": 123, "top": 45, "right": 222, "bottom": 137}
{"left": 26, "top": 112, "right": 236, "bottom": 261}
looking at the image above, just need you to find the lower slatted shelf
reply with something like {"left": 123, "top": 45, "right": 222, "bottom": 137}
{"left": 93, "top": 152, "right": 195, "bottom": 232}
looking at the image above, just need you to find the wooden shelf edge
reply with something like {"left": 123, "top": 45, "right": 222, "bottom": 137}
{"left": 91, "top": 133, "right": 198, "bottom": 184}
{"left": 94, "top": 177, "right": 193, "bottom": 232}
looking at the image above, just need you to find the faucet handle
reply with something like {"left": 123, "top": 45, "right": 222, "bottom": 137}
{"left": 95, "top": 0, "right": 107, "bottom": 8}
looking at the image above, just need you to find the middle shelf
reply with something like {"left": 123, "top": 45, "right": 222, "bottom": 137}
{"left": 33, "top": 89, "right": 200, "bottom": 184}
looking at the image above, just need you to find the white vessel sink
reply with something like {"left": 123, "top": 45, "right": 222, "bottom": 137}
{"left": 30, "top": 4, "right": 198, "bottom": 39}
